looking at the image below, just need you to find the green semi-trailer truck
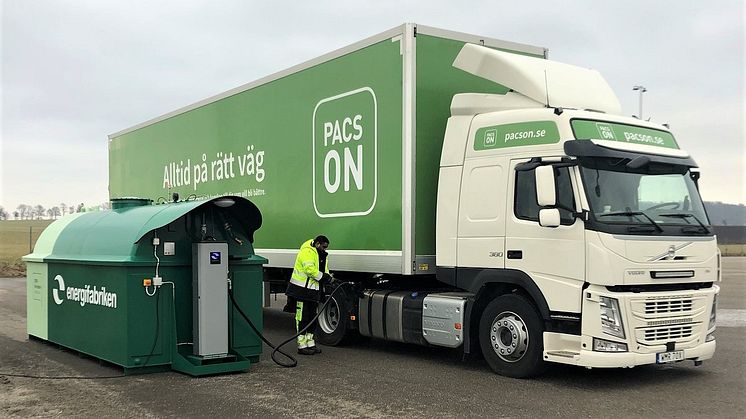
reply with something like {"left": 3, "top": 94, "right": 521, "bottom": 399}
{"left": 109, "top": 24, "right": 719, "bottom": 377}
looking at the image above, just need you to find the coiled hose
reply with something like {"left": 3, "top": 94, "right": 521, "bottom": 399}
{"left": 228, "top": 281, "right": 352, "bottom": 368}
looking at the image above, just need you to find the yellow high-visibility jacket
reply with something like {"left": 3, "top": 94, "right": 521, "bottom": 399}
{"left": 289, "top": 239, "right": 329, "bottom": 291}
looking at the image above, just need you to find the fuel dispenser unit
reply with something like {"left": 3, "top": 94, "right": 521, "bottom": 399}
{"left": 193, "top": 242, "right": 230, "bottom": 358}
{"left": 23, "top": 196, "right": 267, "bottom": 376}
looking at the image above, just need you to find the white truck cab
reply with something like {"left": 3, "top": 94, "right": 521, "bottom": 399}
{"left": 434, "top": 44, "right": 718, "bottom": 376}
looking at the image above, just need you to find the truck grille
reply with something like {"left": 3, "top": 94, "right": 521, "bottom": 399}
{"left": 630, "top": 293, "right": 709, "bottom": 347}
{"left": 644, "top": 299, "right": 693, "bottom": 315}
{"left": 642, "top": 325, "right": 693, "bottom": 343}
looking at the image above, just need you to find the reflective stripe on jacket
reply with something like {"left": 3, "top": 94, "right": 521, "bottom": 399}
{"left": 289, "top": 239, "right": 329, "bottom": 291}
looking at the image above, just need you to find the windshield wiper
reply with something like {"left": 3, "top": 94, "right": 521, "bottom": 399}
{"left": 599, "top": 211, "right": 663, "bottom": 233}
{"left": 659, "top": 213, "right": 711, "bottom": 234}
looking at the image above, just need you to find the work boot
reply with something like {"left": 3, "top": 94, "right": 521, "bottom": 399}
{"left": 297, "top": 347, "right": 315, "bottom": 355}
{"left": 309, "top": 346, "right": 322, "bottom": 354}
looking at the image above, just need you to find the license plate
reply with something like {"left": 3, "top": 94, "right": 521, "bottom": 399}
{"left": 656, "top": 350, "right": 685, "bottom": 364}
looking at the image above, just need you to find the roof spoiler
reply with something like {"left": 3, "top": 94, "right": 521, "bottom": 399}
{"left": 453, "top": 44, "right": 622, "bottom": 115}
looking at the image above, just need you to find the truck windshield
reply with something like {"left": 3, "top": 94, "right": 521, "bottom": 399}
{"left": 579, "top": 163, "right": 711, "bottom": 235}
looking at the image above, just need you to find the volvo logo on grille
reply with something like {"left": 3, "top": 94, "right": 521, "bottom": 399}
{"left": 649, "top": 242, "right": 693, "bottom": 261}
{"left": 666, "top": 245, "right": 676, "bottom": 260}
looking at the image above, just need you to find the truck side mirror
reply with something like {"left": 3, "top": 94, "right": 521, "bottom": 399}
{"left": 535, "top": 166, "right": 556, "bottom": 207}
{"left": 539, "top": 208, "right": 561, "bottom": 228}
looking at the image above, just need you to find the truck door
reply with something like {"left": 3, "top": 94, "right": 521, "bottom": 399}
{"left": 505, "top": 158, "right": 585, "bottom": 314}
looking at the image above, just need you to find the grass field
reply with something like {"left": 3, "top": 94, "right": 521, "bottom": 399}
{"left": 0, "top": 219, "right": 743, "bottom": 276}
{"left": 720, "top": 244, "right": 746, "bottom": 256}
{"left": 0, "top": 219, "right": 54, "bottom": 276}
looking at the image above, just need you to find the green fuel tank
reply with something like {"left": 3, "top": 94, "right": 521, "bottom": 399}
{"left": 23, "top": 196, "right": 267, "bottom": 376}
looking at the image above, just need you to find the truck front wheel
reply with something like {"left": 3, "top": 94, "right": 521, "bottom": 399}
{"left": 479, "top": 294, "right": 546, "bottom": 378}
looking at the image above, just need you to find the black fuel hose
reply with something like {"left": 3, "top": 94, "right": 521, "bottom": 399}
{"left": 228, "top": 281, "right": 352, "bottom": 368}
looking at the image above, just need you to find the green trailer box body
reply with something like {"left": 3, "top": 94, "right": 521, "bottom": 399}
{"left": 109, "top": 24, "right": 546, "bottom": 275}
{"left": 24, "top": 197, "right": 266, "bottom": 375}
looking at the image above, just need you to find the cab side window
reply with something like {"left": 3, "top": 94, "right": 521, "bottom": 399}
{"left": 515, "top": 167, "right": 575, "bottom": 225}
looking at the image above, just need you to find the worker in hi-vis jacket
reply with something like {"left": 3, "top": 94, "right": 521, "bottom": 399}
{"left": 285, "top": 235, "right": 332, "bottom": 355}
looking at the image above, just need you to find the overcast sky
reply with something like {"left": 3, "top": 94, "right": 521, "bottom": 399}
{"left": 1, "top": 0, "right": 744, "bottom": 214}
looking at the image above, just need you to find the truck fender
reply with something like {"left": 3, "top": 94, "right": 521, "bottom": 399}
{"left": 455, "top": 268, "right": 551, "bottom": 321}
{"left": 448, "top": 268, "right": 551, "bottom": 356}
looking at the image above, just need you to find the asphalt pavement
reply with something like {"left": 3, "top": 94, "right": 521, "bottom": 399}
{"left": 1, "top": 258, "right": 744, "bottom": 418}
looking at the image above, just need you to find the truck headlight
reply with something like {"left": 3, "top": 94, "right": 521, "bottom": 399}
{"left": 708, "top": 294, "right": 718, "bottom": 331}
{"left": 600, "top": 296, "right": 625, "bottom": 339}
{"left": 593, "top": 337, "right": 628, "bottom": 352}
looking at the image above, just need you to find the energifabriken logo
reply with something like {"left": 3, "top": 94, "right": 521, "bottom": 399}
{"left": 52, "top": 274, "right": 118, "bottom": 309}
{"left": 312, "top": 87, "right": 378, "bottom": 218}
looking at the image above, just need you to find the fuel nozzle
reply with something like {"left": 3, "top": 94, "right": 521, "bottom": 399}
{"left": 224, "top": 222, "right": 243, "bottom": 245}
{"left": 200, "top": 212, "right": 208, "bottom": 241}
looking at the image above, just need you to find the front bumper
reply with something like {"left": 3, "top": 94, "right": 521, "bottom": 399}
{"left": 543, "top": 335, "right": 716, "bottom": 368}
{"left": 577, "top": 339, "right": 715, "bottom": 368}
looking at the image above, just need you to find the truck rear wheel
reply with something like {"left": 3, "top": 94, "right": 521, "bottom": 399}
{"left": 316, "top": 286, "right": 356, "bottom": 346}
{"left": 479, "top": 294, "right": 546, "bottom": 378}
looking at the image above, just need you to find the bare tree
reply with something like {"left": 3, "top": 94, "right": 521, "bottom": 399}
{"left": 35, "top": 205, "right": 45, "bottom": 220}
{"left": 60, "top": 203, "right": 67, "bottom": 216}
{"left": 17, "top": 204, "right": 29, "bottom": 220}
{"left": 0, "top": 206, "right": 8, "bottom": 220}
{"left": 51, "top": 206, "right": 61, "bottom": 219}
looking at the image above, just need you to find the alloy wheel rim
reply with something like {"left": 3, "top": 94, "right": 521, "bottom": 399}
{"left": 489, "top": 311, "right": 529, "bottom": 362}
{"left": 318, "top": 297, "right": 341, "bottom": 334}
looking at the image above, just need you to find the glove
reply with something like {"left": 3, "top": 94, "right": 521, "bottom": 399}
{"left": 321, "top": 273, "right": 333, "bottom": 284}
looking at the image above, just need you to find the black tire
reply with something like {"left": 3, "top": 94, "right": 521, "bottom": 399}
{"left": 479, "top": 294, "right": 547, "bottom": 378}
{"left": 315, "top": 286, "right": 357, "bottom": 346}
